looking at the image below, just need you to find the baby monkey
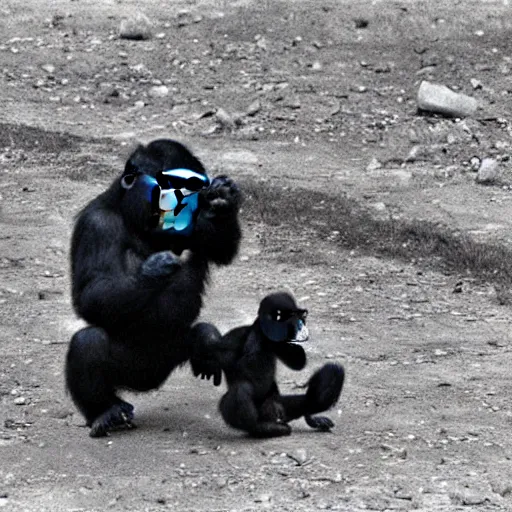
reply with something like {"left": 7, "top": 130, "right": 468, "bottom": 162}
{"left": 192, "top": 292, "right": 344, "bottom": 438}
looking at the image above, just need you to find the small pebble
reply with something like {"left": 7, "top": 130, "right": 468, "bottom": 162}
{"left": 148, "top": 85, "right": 169, "bottom": 98}
{"left": 246, "top": 100, "right": 261, "bottom": 116}
{"left": 470, "top": 78, "right": 483, "bottom": 90}
{"left": 41, "top": 64, "right": 55, "bottom": 74}
{"left": 215, "top": 108, "right": 236, "bottom": 130}
{"left": 287, "top": 448, "right": 308, "bottom": 465}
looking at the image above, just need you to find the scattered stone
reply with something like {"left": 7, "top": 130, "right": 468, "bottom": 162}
{"left": 375, "top": 63, "right": 392, "bottom": 73}
{"left": 287, "top": 448, "right": 308, "bottom": 466}
{"left": 366, "top": 157, "right": 382, "bottom": 171}
{"left": 215, "top": 477, "right": 228, "bottom": 488}
{"left": 405, "top": 145, "right": 421, "bottom": 163}
{"left": 451, "top": 489, "right": 488, "bottom": 506}
{"left": 255, "top": 493, "right": 272, "bottom": 503}
{"left": 476, "top": 158, "right": 499, "bottom": 184}
{"left": 470, "top": 78, "right": 483, "bottom": 90}
{"left": 353, "top": 17, "right": 369, "bottom": 29}
{"left": 41, "top": 64, "right": 55, "bottom": 75}
{"left": 492, "top": 482, "right": 512, "bottom": 497}
{"left": 13, "top": 396, "right": 27, "bottom": 405}
{"left": 283, "top": 96, "right": 301, "bottom": 110}
{"left": 215, "top": 108, "right": 236, "bottom": 130}
{"left": 311, "top": 61, "right": 323, "bottom": 71}
{"left": 148, "top": 85, "right": 169, "bottom": 98}
{"left": 255, "top": 36, "right": 267, "bottom": 51}
{"left": 370, "top": 201, "right": 387, "bottom": 212}
{"left": 417, "top": 80, "right": 478, "bottom": 118}
{"left": 469, "top": 155, "right": 481, "bottom": 172}
{"left": 446, "top": 133, "right": 456, "bottom": 144}
{"left": 246, "top": 100, "right": 261, "bottom": 116}
{"left": 453, "top": 281, "right": 463, "bottom": 293}
{"left": 119, "top": 13, "right": 153, "bottom": 41}
{"left": 176, "top": 11, "right": 193, "bottom": 27}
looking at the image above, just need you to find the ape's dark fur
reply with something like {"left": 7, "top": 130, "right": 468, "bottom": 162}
{"left": 193, "top": 292, "right": 344, "bottom": 438}
{"left": 65, "top": 139, "right": 241, "bottom": 437}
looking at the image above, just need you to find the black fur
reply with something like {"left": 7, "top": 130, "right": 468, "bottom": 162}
{"left": 65, "top": 139, "right": 241, "bottom": 437}
{"left": 194, "top": 292, "right": 344, "bottom": 438}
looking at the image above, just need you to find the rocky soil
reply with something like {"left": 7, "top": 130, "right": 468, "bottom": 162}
{"left": 1, "top": 0, "right": 512, "bottom": 511}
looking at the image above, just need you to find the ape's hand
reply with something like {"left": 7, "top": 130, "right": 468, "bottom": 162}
{"left": 190, "top": 322, "right": 224, "bottom": 386}
{"left": 140, "top": 251, "right": 181, "bottom": 280}
{"left": 201, "top": 175, "right": 241, "bottom": 217}
{"left": 190, "top": 356, "right": 222, "bottom": 386}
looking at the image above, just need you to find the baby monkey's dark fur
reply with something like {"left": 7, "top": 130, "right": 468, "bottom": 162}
{"left": 192, "top": 292, "right": 344, "bottom": 437}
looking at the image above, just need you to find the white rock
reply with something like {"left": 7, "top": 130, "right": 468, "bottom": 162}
{"left": 246, "top": 100, "right": 261, "bottom": 116}
{"left": 41, "top": 64, "right": 55, "bottom": 74}
{"left": 470, "top": 78, "right": 483, "bottom": 90}
{"left": 288, "top": 448, "right": 308, "bottom": 465}
{"left": 476, "top": 158, "right": 499, "bottom": 184}
{"left": 215, "top": 108, "right": 236, "bottom": 130}
{"left": 417, "top": 80, "right": 478, "bottom": 118}
{"left": 119, "top": 13, "right": 153, "bottom": 40}
{"left": 469, "top": 156, "right": 481, "bottom": 172}
{"left": 148, "top": 85, "right": 169, "bottom": 98}
{"left": 366, "top": 157, "right": 382, "bottom": 171}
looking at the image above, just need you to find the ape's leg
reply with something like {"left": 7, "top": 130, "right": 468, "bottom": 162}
{"left": 65, "top": 326, "right": 135, "bottom": 437}
{"left": 219, "top": 382, "right": 291, "bottom": 438}
{"left": 280, "top": 363, "right": 344, "bottom": 431}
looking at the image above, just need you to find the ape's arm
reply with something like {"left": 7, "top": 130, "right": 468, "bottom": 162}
{"left": 190, "top": 324, "right": 250, "bottom": 385}
{"left": 272, "top": 343, "right": 307, "bottom": 371}
{"left": 190, "top": 176, "right": 242, "bottom": 265}
{"left": 71, "top": 208, "right": 205, "bottom": 332}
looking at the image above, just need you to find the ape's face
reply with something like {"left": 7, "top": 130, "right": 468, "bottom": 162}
{"left": 121, "top": 168, "right": 209, "bottom": 235}
{"left": 258, "top": 292, "right": 309, "bottom": 343}
{"left": 119, "top": 140, "right": 210, "bottom": 238}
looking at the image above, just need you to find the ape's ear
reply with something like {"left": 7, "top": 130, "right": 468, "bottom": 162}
{"left": 273, "top": 343, "right": 306, "bottom": 370}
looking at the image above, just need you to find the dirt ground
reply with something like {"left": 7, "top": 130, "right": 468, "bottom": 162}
{"left": 1, "top": 0, "right": 512, "bottom": 510}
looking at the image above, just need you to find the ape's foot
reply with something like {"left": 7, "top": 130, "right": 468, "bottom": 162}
{"left": 249, "top": 421, "right": 292, "bottom": 439}
{"left": 305, "top": 414, "right": 334, "bottom": 432}
{"left": 89, "top": 402, "right": 136, "bottom": 438}
{"left": 259, "top": 398, "right": 286, "bottom": 423}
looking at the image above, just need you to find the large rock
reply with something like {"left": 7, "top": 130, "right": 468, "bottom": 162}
{"left": 417, "top": 81, "right": 478, "bottom": 118}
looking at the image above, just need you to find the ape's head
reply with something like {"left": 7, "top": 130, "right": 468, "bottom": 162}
{"left": 257, "top": 292, "right": 309, "bottom": 343}
{"left": 119, "top": 139, "right": 210, "bottom": 238}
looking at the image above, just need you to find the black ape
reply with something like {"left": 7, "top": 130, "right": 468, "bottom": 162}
{"left": 65, "top": 139, "right": 241, "bottom": 437}
{"left": 193, "top": 292, "right": 344, "bottom": 438}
